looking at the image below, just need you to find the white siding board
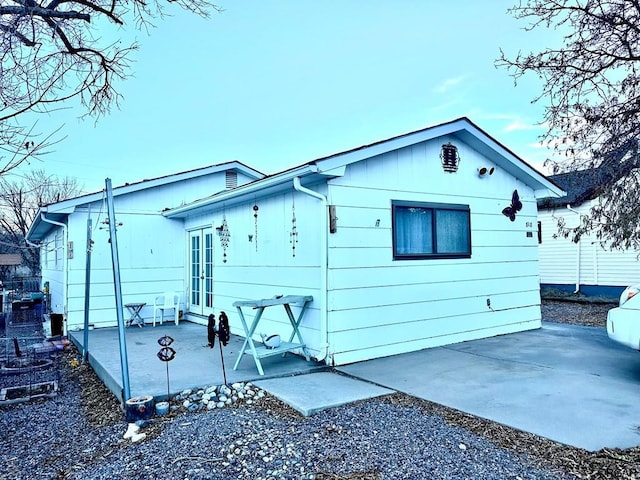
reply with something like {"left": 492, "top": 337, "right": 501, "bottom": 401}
{"left": 329, "top": 290, "right": 538, "bottom": 332}
{"left": 328, "top": 275, "right": 539, "bottom": 311}
{"left": 329, "top": 259, "right": 538, "bottom": 290}
{"left": 329, "top": 313, "right": 540, "bottom": 365}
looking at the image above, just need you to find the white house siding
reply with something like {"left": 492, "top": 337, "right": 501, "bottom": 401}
{"left": 539, "top": 201, "right": 640, "bottom": 294}
{"left": 324, "top": 136, "right": 542, "bottom": 365}
{"left": 64, "top": 208, "right": 185, "bottom": 329}
{"left": 40, "top": 169, "right": 255, "bottom": 330}
{"left": 182, "top": 190, "right": 324, "bottom": 357}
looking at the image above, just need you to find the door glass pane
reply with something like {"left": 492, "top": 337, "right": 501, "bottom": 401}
{"left": 205, "top": 232, "right": 214, "bottom": 308}
{"left": 191, "top": 235, "right": 201, "bottom": 306}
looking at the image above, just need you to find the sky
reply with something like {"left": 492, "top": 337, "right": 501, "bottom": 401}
{"left": 11, "top": 0, "right": 562, "bottom": 194}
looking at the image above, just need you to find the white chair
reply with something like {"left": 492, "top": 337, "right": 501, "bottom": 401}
{"left": 153, "top": 292, "right": 180, "bottom": 326}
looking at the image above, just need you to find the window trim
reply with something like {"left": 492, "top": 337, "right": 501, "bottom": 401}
{"left": 392, "top": 200, "right": 471, "bottom": 260}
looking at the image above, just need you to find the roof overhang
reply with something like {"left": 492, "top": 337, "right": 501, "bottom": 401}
{"left": 164, "top": 118, "right": 564, "bottom": 220}
{"left": 26, "top": 161, "right": 263, "bottom": 242}
{"left": 310, "top": 117, "right": 565, "bottom": 199}
{"left": 26, "top": 210, "right": 73, "bottom": 242}
{"left": 163, "top": 164, "right": 337, "bottom": 219}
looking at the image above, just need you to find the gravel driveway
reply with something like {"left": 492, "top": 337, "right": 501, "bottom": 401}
{"left": 1, "top": 300, "right": 638, "bottom": 480}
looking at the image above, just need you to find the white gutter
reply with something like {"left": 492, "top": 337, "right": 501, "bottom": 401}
{"left": 293, "top": 177, "right": 329, "bottom": 363}
{"left": 566, "top": 205, "right": 581, "bottom": 293}
{"left": 40, "top": 213, "right": 68, "bottom": 333}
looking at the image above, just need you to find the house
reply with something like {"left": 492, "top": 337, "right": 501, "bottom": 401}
{"left": 28, "top": 117, "right": 563, "bottom": 366}
{"left": 538, "top": 169, "right": 639, "bottom": 298}
{"left": 26, "top": 162, "right": 264, "bottom": 328}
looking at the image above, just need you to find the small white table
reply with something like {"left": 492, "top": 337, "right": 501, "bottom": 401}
{"left": 125, "top": 303, "right": 146, "bottom": 328}
{"left": 232, "top": 295, "right": 313, "bottom": 375}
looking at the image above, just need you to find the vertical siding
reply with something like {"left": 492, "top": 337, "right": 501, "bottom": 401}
{"left": 539, "top": 202, "right": 640, "bottom": 289}
{"left": 324, "top": 137, "right": 542, "bottom": 365}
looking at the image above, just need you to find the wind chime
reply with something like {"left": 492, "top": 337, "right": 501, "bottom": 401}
{"left": 207, "top": 312, "right": 230, "bottom": 385}
{"left": 157, "top": 335, "right": 176, "bottom": 402}
{"left": 290, "top": 193, "right": 299, "bottom": 257}
{"left": 219, "top": 215, "right": 230, "bottom": 263}
{"left": 253, "top": 202, "right": 259, "bottom": 252}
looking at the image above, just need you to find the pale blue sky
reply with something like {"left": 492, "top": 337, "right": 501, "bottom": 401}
{"left": 16, "top": 0, "right": 560, "bottom": 193}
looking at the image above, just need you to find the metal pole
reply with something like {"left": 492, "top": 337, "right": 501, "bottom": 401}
{"left": 82, "top": 211, "right": 92, "bottom": 363}
{"left": 105, "top": 178, "right": 131, "bottom": 402}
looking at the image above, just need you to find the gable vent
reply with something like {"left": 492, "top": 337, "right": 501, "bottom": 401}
{"left": 225, "top": 171, "right": 238, "bottom": 189}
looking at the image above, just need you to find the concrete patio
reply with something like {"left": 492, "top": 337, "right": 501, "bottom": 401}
{"left": 70, "top": 321, "right": 640, "bottom": 452}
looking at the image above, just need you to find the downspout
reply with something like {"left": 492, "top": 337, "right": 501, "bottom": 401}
{"left": 40, "top": 213, "right": 68, "bottom": 333}
{"left": 566, "top": 205, "right": 581, "bottom": 293}
{"left": 293, "top": 177, "right": 329, "bottom": 363}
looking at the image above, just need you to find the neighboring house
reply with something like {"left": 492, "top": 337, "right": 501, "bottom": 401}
{"left": 27, "top": 117, "right": 563, "bottom": 366}
{"left": 26, "top": 162, "right": 264, "bottom": 328}
{"left": 538, "top": 170, "right": 640, "bottom": 298}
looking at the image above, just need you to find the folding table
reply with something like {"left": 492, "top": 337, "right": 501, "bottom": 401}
{"left": 125, "top": 302, "right": 146, "bottom": 327}
{"left": 232, "top": 295, "right": 313, "bottom": 375}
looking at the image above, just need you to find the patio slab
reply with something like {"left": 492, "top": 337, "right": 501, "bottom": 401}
{"left": 69, "top": 321, "right": 325, "bottom": 400}
{"left": 70, "top": 321, "right": 640, "bottom": 451}
{"left": 338, "top": 323, "right": 640, "bottom": 451}
{"left": 253, "top": 372, "right": 395, "bottom": 416}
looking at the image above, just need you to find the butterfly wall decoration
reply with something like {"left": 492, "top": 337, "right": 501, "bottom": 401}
{"left": 502, "top": 189, "right": 522, "bottom": 221}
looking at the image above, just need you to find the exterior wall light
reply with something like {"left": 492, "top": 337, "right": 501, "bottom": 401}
{"left": 477, "top": 167, "right": 495, "bottom": 177}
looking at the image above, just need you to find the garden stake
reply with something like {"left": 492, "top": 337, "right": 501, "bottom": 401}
{"left": 208, "top": 312, "right": 230, "bottom": 385}
{"left": 157, "top": 335, "right": 176, "bottom": 402}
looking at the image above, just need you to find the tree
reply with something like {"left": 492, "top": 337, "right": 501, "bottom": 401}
{"left": 0, "top": 169, "right": 83, "bottom": 275}
{"left": 0, "top": 0, "right": 219, "bottom": 174}
{"left": 498, "top": 0, "right": 640, "bottom": 250}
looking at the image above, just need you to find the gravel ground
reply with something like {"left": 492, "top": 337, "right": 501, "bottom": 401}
{"left": 1, "top": 300, "right": 638, "bottom": 480}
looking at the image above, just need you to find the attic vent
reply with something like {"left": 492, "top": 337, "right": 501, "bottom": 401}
{"left": 225, "top": 171, "right": 238, "bottom": 189}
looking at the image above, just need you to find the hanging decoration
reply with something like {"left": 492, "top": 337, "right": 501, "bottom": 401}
{"left": 219, "top": 215, "right": 230, "bottom": 263}
{"left": 290, "top": 193, "right": 299, "bottom": 257}
{"left": 253, "top": 203, "right": 259, "bottom": 252}
{"left": 502, "top": 189, "right": 523, "bottom": 222}
{"left": 440, "top": 142, "right": 461, "bottom": 173}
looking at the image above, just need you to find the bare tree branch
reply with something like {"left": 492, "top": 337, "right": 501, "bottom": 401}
{"left": 0, "top": 168, "right": 82, "bottom": 274}
{"left": 0, "top": 0, "right": 220, "bottom": 174}
{"left": 498, "top": 0, "right": 640, "bottom": 249}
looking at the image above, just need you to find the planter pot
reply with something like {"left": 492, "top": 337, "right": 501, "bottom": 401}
{"left": 155, "top": 401, "right": 169, "bottom": 416}
{"left": 125, "top": 395, "right": 154, "bottom": 422}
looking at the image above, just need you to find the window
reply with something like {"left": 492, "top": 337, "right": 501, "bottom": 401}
{"left": 392, "top": 201, "right": 471, "bottom": 259}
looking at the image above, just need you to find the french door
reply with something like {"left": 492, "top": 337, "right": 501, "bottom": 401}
{"left": 189, "top": 228, "right": 214, "bottom": 316}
